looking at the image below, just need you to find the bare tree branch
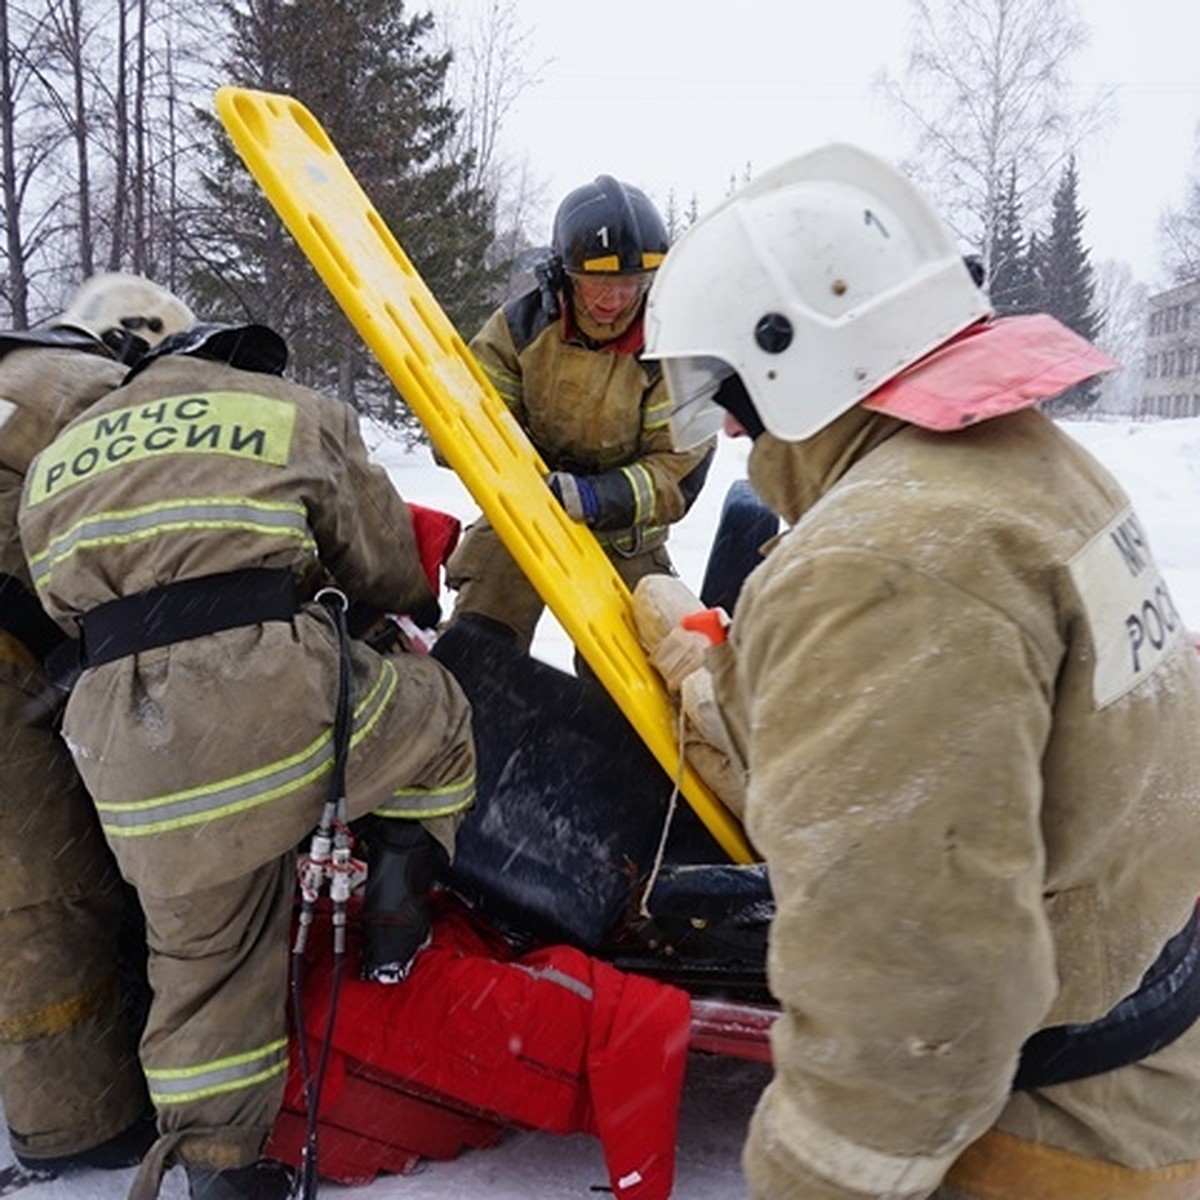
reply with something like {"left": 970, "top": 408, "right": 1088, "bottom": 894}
{"left": 1159, "top": 125, "right": 1200, "bottom": 285}
{"left": 876, "top": 0, "right": 1113, "bottom": 272}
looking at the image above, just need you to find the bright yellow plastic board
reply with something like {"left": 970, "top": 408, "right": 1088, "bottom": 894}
{"left": 214, "top": 87, "right": 753, "bottom": 863}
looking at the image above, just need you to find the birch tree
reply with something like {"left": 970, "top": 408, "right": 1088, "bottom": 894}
{"left": 1160, "top": 122, "right": 1200, "bottom": 284}
{"left": 0, "top": 0, "right": 71, "bottom": 325}
{"left": 1092, "top": 259, "right": 1147, "bottom": 413}
{"left": 434, "top": 0, "right": 547, "bottom": 305}
{"left": 877, "top": 0, "right": 1111, "bottom": 274}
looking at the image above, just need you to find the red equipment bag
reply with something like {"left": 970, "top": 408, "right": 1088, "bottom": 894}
{"left": 406, "top": 502, "right": 460, "bottom": 595}
{"left": 269, "top": 896, "right": 692, "bottom": 1199}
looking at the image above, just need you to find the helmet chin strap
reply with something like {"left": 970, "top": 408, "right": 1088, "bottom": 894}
{"left": 713, "top": 374, "right": 766, "bottom": 440}
{"left": 569, "top": 289, "right": 642, "bottom": 346}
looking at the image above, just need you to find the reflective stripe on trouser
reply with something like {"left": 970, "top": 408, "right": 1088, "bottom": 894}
{"left": 0, "top": 672, "right": 148, "bottom": 1160}
{"left": 446, "top": 515, "right": 674, "bottom": 651}
{"left": 943, "top": 1130, "right": 1200, "bottom": 1200}
{"left": 80, "top": 648, "right": 474, "bottom": 899}
{"left": 93, "top": 654, "right": 406, "bottom": 839}
{"left": 139, "top": 854, "right": 294, "bottom": 1170}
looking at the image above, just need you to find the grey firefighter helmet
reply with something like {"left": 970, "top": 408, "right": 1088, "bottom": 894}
{"left": 124, "top": 322, "right": 289, "bottom": 383}
{"left": 55, "top": 273, "right": 195, "bottom": 365}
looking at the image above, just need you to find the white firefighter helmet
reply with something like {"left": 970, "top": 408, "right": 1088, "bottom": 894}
{"left": 642, "top": 144, "right": 993, "bottom": 446}
{"left": 56, "top": 273, "right": 195, "bottom": 363}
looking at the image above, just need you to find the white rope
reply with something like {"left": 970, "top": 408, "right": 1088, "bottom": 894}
{"left": 638, "top": 701, "right": 687, "bottom": 919}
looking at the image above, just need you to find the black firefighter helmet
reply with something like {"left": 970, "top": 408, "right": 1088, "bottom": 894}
{"left": 551, "top": 175, "right": 668, "bottom": 277}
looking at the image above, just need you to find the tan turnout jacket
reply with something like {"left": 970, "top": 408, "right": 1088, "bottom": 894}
{"left": 0, "top": 342, "right": 149, "bottom": 1161}
{"left": 18, "top": 354, "right": 475, "bottom": 900}
{"left": 470, "top": 290, "right": 714, "bottom": 555}
{"left": 1, "top": 343, "right": 125, "bottom": 583}
{"left": 715, "top": 405, "right": 1200, "bottom": 1199}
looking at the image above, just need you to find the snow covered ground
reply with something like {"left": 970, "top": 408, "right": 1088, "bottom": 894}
{"left": 373, "top": 414, "right": 1200, "bottom": 669}
{"left": 0, "top": 1049, "right": 771, "bottom": 1198}
{"left": 3, "top": 413, "right": 1197, "bottom": 1198}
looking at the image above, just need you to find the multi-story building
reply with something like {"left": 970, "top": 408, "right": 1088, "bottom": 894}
{"left": 1141, "top": 279, "right": 1200, "bottom": 418}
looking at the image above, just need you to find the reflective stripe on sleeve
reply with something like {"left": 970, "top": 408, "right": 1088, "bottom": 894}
{"left": 478, "top": 360, "right": 522, "bottom": 410}
{"left": 643, "top": 394, "right": 671, "bottom": 432}
{"left": 618, "top": 463, "right": 656, "bottom": 526}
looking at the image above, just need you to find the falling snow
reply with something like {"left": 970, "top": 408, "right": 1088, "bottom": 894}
{"left": 2, "top": 415, "right": 1197, "bottom": 1197}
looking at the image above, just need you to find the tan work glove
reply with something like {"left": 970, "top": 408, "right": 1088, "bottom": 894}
{"left": 631, "top": 577, "right": 745, "bottom": 817}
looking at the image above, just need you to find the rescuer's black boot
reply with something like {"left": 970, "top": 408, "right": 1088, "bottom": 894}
{"left": 360, "top": 817, "right": 446, "bottom": 984}
{"left": 14, "top": 1108, "right": 158, "bottom": 1175}
{"left": 185, "top": 1157, "right": 296, "bottom": 1199}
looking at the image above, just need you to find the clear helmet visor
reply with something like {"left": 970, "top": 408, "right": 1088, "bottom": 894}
{"left": 661, "top": 355, "right": 733, "bottom": 450}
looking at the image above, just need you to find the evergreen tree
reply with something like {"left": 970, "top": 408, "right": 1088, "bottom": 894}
{"left": 189, "top": 0, "right": 503, "bottom": 430}
{"left": 878, "top": 0, "right": 1110, "bottom": 274}
{"left": 988, "top": 163, "right": 1039, "bottom": 316}
{"left": 1024, "top": 231, "right": 1046, "bottom": 313}
{"left": 1035, "top": 157, "right": 1100, "bottom": 412}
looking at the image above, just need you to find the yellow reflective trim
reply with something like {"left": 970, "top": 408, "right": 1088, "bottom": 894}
{"left": 97, "top": 660, "right": 398, "bottom": 836}
{"left": 146, "top": 1036, "right": 289, "bottom": 1078}
{"left": 28, "top": 497, "right": 313, "bottom": 590}
{"left": 390, "top": 773, "right": 476, "bottom": 800}
{"left": 641, "top": 251, "right": 666, "bottom": 269}
{"left": 392, "top": 801, "right": 474, "bottom": 819}
{"left": 34, "top": 520, "right": 316, "bottom": 595}
{"left": 146, "top": 1036, "right": 289, "bottom": 1105}
{"left": 619, "top": 464, "right": 654, "bottom": 525}
{"left": 26, "top": 392, "right": 297, "bottom": 506}
{"left": 580, "top": 255, "right": 621, "bottom": 272}
{"left": 149, "top": 1059, "right": 288, "bottom": 1105}
{"left": 379, "top": 771, "right": 476, "bottom": 818}
{"left": 479, "top": 361, "right": 522, "bottom": 409}
{"left": 0, "top": 973, "right": 117, "bottom": 1043}
{"left": 643, "top": 397, "right": 671, "bottom": 431}
{"left": 373, "top": 800, "right": 474, "bottom": 820}
{"left": 480, "top": 360, "right": 520, "bottom": 390}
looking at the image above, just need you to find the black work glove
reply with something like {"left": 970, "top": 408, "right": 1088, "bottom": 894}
{"left": 546, "top": 468, "right": 638, "bottom": 532}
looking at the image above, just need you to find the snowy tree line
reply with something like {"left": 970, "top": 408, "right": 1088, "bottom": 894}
{"left": 877, "top": 0, "right": 1198, "bottom": 415}
{"left": 5, "top": 0, "right": 1198, "bottom": 427}
{"left": 0, "top": 0, "right": 538, "bottom": 437}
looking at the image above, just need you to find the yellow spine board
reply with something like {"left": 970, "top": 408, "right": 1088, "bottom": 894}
{"left": 214, "top": 86, "right": 753, "bottom": 863}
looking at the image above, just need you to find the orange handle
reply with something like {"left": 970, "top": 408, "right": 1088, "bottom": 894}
{"left": 681, "top": 608, "right": 728, "bottom": 646}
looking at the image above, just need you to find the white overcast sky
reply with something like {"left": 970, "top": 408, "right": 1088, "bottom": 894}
{"left": 435, "top": 0, "right": 1200, "bottom": 288}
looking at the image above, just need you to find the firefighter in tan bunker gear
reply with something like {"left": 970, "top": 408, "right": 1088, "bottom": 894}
{"left": 447, "top": 175, "right": 715, "bottom": 649}
{"left": 0, "top": 275, "right": 194, "bottom": 1178}
{"left": 18, "top": 323, "right": 476, "bottom": 1200}
{"left": 642, "top": 145, "right": 1200, "bottom": 1200}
